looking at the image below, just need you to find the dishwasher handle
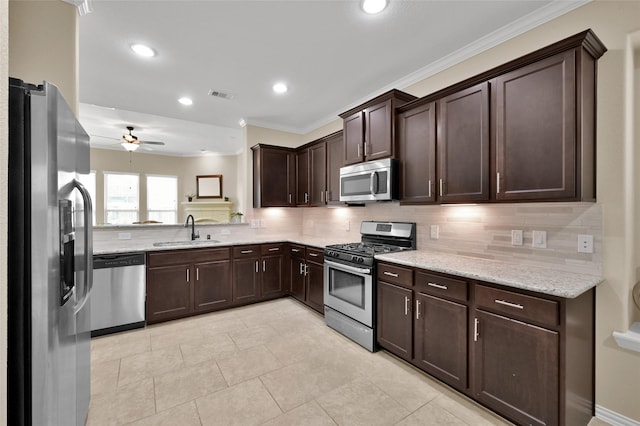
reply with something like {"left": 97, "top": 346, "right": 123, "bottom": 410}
{"left": 93, "top": 252, "right": 146, "bottom": 269}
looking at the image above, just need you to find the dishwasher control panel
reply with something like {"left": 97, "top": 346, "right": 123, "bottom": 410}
{"left": 93, "top": 253, "right": 145, "bottom": 269}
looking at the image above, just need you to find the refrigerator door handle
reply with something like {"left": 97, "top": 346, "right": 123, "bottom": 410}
{"left": 72, "top": 179, "right": 93, "bottom": 315}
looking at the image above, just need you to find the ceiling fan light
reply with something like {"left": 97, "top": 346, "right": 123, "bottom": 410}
{"left": 121, "top": 142, "right": 139, "bottom": 152}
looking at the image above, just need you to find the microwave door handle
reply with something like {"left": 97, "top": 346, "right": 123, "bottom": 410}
{"left": 370, "top": 171, "right": 378, "bottom": 195}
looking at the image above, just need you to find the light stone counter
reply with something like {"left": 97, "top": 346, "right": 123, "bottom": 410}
{"left": 375, "top": 250, "right": 603, "bottom": 299}
{"left": 93, "top": 235, "right": 351, "bottom": 255}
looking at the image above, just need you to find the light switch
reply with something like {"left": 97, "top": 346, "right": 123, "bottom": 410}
{"left": 532, "top": 230, "right": 547, "bottom": 249}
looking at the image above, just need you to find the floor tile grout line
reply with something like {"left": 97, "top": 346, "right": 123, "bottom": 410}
{"left": 312, "top": 398, "right": 340, "bottom": 426}
{"left": 257, "top": 375, "right": 286, "bottom": 417}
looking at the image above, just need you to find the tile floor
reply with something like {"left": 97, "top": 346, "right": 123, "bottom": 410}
{"left": 89, "top": 298, "right": 609, "bottom": 426}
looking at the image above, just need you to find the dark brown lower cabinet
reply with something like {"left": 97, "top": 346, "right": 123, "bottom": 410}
{"left": 473, "top": 309, "right": 559, "bottom": 426}
{"left": 286, "top": 244, "right": 324, "bottom": 313}
{"left": 232, "top": 255, "right": 260, "bottom": 304}
{"left": 146, "top": 264, "right": 193, "bottom": 323}
{"left": 376, "top": 262, "right": 594, "bottom": 426}
{"left": 377, "top": 281, "right": 413, "bottom": 361}
{"left": 261, "top": 254, "right": 284, "bottom": 298}
{"left": 414, "top": 292, "right": 467, "bottom": 389}
{"left": 193, "top": 259, "right": 232, "bottom": 312}
{"left": 146, "top": 247, "right": 232, "bottom": 324}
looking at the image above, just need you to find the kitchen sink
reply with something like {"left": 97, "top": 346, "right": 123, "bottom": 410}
{"left": 153, "top": 240, "right": 220, "bottom": 247}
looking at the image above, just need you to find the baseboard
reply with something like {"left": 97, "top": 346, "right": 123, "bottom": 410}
{"left": 596, "top": 405, "right": 640, "bottom": 426}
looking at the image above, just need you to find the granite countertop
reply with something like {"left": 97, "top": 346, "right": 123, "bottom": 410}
{"left": 375, "top": 250, "right": 603, "bottom": 299}
{"left": 93, "top": 236, "right": 350, "bottom": 255}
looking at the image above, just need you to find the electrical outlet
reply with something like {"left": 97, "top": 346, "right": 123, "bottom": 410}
{"left": 511, "top": 230, "right": 523, "bottom": 246}
{"left": 430, "top": 225, "right": 439, "bottom": 240}
{"left": 344, "top": 220, "right": 350, "bottom": 231}
{"left": 259, "top": 219, "right": 265, "bottom": 228}
{"left": 220, "top": 229, "right": 231, "bottom": 235}
{"left": 532, "top": 230, "right": 547, "bottom": 249}
{"left": 250, "top": 219, "right": 259, "bottom": 229}
{"left": 578, "top": 234, "right": 594, "bottom": 253}
{"left": 118, "top": 232, "right": 132, "bottom": 240}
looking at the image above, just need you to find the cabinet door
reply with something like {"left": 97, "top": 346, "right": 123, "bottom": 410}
{"left": 398, "top": 102, "right": 436, "bottom": 204}
{"left": 365, "top": 99, "right": 393, "bottom": 161}
{"left": 326, "top": 132, "right": 344, "bottom": 204}
{"left": 438, "top": 82, "right": 490, "bottom": 202}
{"left": 305, "top": 261, "right": 324, "bottom": 313}
{"left": 253, "top": 146, "right": 294, "bottom": 207}
{"left": 414, "top": 292, "right": 467, "bottom": 390}
{"left": 232, "top": 257, "right": 260, "bottom": 304}
{"left": 309, "top": 142, "right": 327, "bottom": 206}
{"left": 193, "top": 260, "right": 232, "bottom": 313}
{"left": 377, "top": 281, "right": 413, "bottom": 361}
{"left": 261, "top": 255, "right": 283, "bottom": 298}
{"left": 289, "top": 254, "right": 306, "bottom": 302}
{"left": 494, "top": 50, "right": 576, "bottom": 201}
{"left": 343, "top": 111, "right": 364, "bottom": 165}
{"left": 295, "top": 149, "right": 310, "bottom": 206}
{"left": 473, "top": 310, "right": 559, "bottom": 426}
{"left": 146, "top": 264, "right": 193, "bottom": 324}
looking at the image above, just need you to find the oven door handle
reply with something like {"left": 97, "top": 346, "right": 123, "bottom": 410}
{"left": 325, "top": 259, "right": 371, "bottom": 275}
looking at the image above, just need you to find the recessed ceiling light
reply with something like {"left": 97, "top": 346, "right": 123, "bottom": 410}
{"left": 238, "top": 118, "right": 247, "bottom": 127}
{"left": 272, "top": 83, "right": 288, "bottom": 94}
{"left": 178, "top": 97, "right": 193, "bottom": 106}
{"left": 130, "top": 43, "right": 156, "bottom": 57}
{"left": 361, "top": 0, "right": 388, "bottom": 14}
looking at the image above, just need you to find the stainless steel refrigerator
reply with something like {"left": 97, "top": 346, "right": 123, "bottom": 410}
{"left": 8, "top": 78, "right": 93, "bottom": 426}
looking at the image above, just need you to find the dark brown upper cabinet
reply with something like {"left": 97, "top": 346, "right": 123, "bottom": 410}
{"left": 325, "top": 131, "right": 344, "bottom": 205}
{"left": 309, "top": 142, "right": 327, "bottom": 207}
{"left": 252, "top": 144, "right": 295, "bottom": 207}
{"left": 340, "top": 89, "right": 417, "bottom": 166}
{"left": 396, "top": 29, "right": 606, "bottom": 204}
{"left": 398, "top": 102, "right": 437, "bottom": 204}
{"left": 437, "top": 82, "right": 490, "bottom": 203}
{"left": 295, "top": 149, "right": 309, "bottom": 206}
{"left": 493, "top": 50, "right": 580, "bottom": 201}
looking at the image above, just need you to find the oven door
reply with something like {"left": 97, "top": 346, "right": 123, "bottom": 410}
{"left": 324, "top": 260, "right": 373, "bottom": 327}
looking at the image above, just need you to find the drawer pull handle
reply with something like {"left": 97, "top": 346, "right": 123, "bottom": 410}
{"left": 404, "top": 296, "right": 410, "bottom": 316}
{"left": 241, "top": 250, "right": 253, "bottom": 254}
{"left": 309, "top": 253, "right": 319, "bottom": 257}
{"left": 268, "top": 247, "right": 280, "bottom": 252}
{"left": 292, "top": 248, "right": 300, "bottom": 253}
{"left": 383, "top": 271, "right": 399, "bottom": 278}
{"left": 427, "top": 282, "right": 448, "bottom": 290}
{"left": 495, "top": 299, "right": 524, "bottom": 310}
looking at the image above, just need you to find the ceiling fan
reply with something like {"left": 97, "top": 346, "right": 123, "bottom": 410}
{"left": 119, "top": 126, "right": 165, "bottom": 152}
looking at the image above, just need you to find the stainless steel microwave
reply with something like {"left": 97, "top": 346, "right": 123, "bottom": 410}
{"left": 339, "top": 158, "right": 398, "bottom": 202}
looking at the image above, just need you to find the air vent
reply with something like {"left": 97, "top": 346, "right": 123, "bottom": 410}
{"left": 208, "top": 89, "right": 235, "bottom": 100}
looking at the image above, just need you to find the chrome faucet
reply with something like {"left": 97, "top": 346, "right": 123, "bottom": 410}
{"left": 185, "top": 214, "right": 199, "bottom": 240}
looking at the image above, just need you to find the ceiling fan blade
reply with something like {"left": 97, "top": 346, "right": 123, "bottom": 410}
{"left": 91, "top": 134, "right": 120, "bottom": 141}
{"left": 142, "top": 141, "right": 165, "bottom": 145}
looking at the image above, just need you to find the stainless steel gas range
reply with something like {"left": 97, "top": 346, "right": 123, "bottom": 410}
{"left": 323, "top": 221, "right": 416, "bottom": 351}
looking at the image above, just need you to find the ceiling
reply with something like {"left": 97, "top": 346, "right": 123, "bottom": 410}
{"left": 78, "top": 0, "right": 587, "bottom": 156}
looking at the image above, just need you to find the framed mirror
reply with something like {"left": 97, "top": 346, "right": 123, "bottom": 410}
{"left": 196, "top": 175, "right": 223, "bottom": 199}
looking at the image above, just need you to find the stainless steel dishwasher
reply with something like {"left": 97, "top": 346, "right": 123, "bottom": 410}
{"left": 91, "top": 252, "right": 146, "bottom": 337}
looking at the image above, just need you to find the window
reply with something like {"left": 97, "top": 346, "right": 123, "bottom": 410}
{"left": 78, "top": 171, "right": 96, "bottom": 226}
{"left": 104, "top": 172, "right": 139, "bottom": 225}
{"left": 147, "top": 175, "right": 177, "bottom": 224}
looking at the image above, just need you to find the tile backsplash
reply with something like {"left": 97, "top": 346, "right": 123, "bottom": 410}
{"left": 299, "top": 202, "right": 602, "bottom": 276}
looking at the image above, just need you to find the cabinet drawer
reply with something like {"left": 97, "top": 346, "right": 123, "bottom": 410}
{"left": 415, "top": 271, "right": 468, "bottom": 302}
{"left": 377, "top": 262, "right": 413, "bottom": 287}
{"left": 261, "top": 243, "right": 284, "bottom": 255}
{"left": 289, "top": 244, "right": 305, "bottom": 257}
{"left": 306, "top": 247, "right": 324, "bottom": 263}
{"left": 233, "top": 245, "right": 261, "bottom": 258}
{"left": 475, "top": 285, "right": 559, "bottom": 327}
